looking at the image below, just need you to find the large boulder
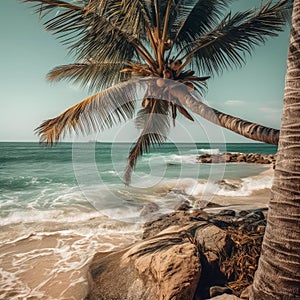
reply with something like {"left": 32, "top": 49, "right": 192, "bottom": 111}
{"left": 142, "top": 210, "right": 210, "bottom": 240}
{"left": 195, "top": 224, "right": 233, "bottom": 261}
{"left": 86, "top": 209, "right": 266, "bottom": 300}
{"left": 86, "top": 224, "right": 202, "bottom": 300}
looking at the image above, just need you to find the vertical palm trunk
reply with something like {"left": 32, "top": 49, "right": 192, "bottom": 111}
{"left": 251, "top": 1, "right": 300, "bottom": 298}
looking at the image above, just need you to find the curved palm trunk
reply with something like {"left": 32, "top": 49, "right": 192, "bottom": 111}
{"left": 250, "top": 1, "right": 300, "bottom": 298}
{"left": 171, "top": 87, "right": 280, "bottom": 145}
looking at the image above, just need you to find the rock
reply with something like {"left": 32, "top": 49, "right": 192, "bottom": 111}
{"left": 197, "top": 152, "right": 275, "bottom": 165}
{"left": 237, "top": 154, "right": 246, "bottom": 162}
{"left": 230, "top": 154, "right": 238, "bottom": 162}
{"left": 193, "top": 224, "right": 234, "bottom": 299}
{"left": 209, "top": 294, "right": 241, "bottom": 300}
{"left": 174, "top": 200, "right": 192, "bottom": 211}
{"left": 212, "top": 154, "right": 224, "bottom": 163}
{"left": 256, "top": 158, "right": 271, "bottom": 164}
{"left": 202, "top": 157, "right": 212, "bottom": 163}
{"left": 195, "top": 224, "right": 233, "bottom": 259}
{"left": 210, "top": 286, "right": 233, "bottom": 297}
{"left": 237, "top": 211, "right": 265, "bottom": 223}
{"left": 240, "top": 285, "right": 252, "bottom": 299}
{"left": 142, "top": 210, "right": 209, "bottom": 240}
{"left": 140, "top": 202, "right": 159, "bottom": 217}
{"left": 225, "top": 153, "right": 232, "bottom": 162}
{"left": 217, "top": 180, "right": 241, "bottom": 191}
{"left": 210, "top": 215, "right": 234, "bottom": 228}
{"left": 86, "top": 226, "right": 202, "bottom": 300}
{"left": 86, "top": 207, "right": 268, "bottom": 300}
{"left": 217, "top": 209, "right": 236, "bottom": 217}
{"left": 238, "top": 210, "right": 250, "bottom": 217}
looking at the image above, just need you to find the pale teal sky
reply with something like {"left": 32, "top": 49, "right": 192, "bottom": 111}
{"left": 0, "top": 1, "right": 290, "bottom": 142}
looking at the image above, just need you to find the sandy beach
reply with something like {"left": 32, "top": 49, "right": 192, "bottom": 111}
{"left": 0, "top": 220, "right": 142, "bottom": 300}
{"left": 204, "top": 167, "right": 274, "bottom": 212}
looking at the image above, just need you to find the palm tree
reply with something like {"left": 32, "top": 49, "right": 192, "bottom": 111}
{"left": 249, "top": 0, "right": 300, "bottom": 298}
{"left": 23, "top": 0, "right": 291, "bottom": 183}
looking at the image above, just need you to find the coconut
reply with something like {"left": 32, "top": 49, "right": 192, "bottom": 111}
{"left": 156, "top": 78, "right": 165, "bottom": 87}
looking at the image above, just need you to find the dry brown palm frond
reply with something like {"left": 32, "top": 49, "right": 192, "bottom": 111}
{"left": 123, "top": 99, "right": 170, "bottom": 185}
{"left": 35, "top": 80, "right": 145, "bottom": 144}
{"left": 23, "top": 0, "right": 84, "bottom": 11}
{"left": 220, "top": 228, "right": 264, "bottom": 296}
{"left": 85, "top": 0, "right": 152, "bottom": 38}
{"left": 47, "top": 61, "right": 130, "bottom": 91}
{"left": 176, "top": 104, "right": 194, "bottom": 121}
{"left": 25, "top": 0, "right": 151, "bottom": 71}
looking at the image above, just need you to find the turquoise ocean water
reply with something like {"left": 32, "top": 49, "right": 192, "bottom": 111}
{"left": 0, "top": 142, "right": 277, "bottom": 223}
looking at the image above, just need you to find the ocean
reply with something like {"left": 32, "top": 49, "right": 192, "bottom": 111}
{"left": 0, "top": 142, "right": 277, "bottom": 299}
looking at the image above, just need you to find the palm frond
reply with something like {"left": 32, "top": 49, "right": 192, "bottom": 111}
{"left": 85, "top": 0, "right": 152, "bottom": 38}
{"left": 124, "top": 99, "right": 170, "bottom": 185}
{"left": 167, "top": 0, "right": 198, "bottom": 37}
{"left": 180, "top": 0, "right": 292, "bottom": 75}
{"left": 47, "top": 61, "right": 130, "bottom": 92}
{"left": 35, "top": 80, "right": 143, "bottom": 144}
{"left": 171, "top": 0, "right": 231, "bottom": 45}
{"left": 23, "top": 0, "right": 143, "bottom": 65}
{"left": 47, "top": 8, "right": 137, "bottom": 59}
{"left": 23, "top": 0, "right": 86, "bottom": 11}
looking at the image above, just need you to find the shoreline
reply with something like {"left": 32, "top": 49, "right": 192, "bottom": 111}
{"left": 204, "top": 165, "right": 273, "bottom": 212}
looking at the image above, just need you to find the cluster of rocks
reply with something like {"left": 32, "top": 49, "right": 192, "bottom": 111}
{"left": 85, "top": 207, "right": 266, "bottom": 300}
{"left": 197, "top": 152, "right": 276, "bottom": 165}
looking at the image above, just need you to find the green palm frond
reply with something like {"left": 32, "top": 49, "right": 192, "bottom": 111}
{"left": 35, "top": 80, "right": 142, "bottom": 144}
{"left": 179, "top": 0, "right": 292, "bottom": 74}
{"left": 124, "top": 99, "right": 170, "bottom": 185}
{"left": 47, "top": 61, "right": 130, "bottom": 91}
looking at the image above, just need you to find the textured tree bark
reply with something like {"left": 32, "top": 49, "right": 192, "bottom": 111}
{"left": 171, "top": 87, "right": 280, "bottom": 145}
{"left": 250, "top": 1, "right": 300, "bottom": 298}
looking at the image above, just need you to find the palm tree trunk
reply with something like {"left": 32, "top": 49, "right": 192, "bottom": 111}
{"left": 171, "top": 87, "right": 280, "bottom": 145}
{"left": 250, "top": 1, "right": 300, "bottom": 298}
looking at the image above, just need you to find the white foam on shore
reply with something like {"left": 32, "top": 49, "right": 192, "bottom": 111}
{"left": 0, "top": 225, "right": 141, "bottom": 300}
{"left": 198, "top": 148, "right": 220, "bottom": 155}
{"left": 166, "top": 154, "right": 199, "bottom": 164}
{"left": 156, "top": 166, "right": 273, "bottom": 198}
{"left": 183, "top": 175, "right": 272, "bottom": 198}
{"left": 0, "top": 199, "right": 141, "bottom": 300}
{"left": 217, "top": 175, "right": 273, "bottom": 197}
{"left": 0, "top": 209, "right": 105, "bottom": 227}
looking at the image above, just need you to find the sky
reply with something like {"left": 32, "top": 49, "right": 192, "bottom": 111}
{"left": 0, "top": 0, "right": 291, "bottom": 143}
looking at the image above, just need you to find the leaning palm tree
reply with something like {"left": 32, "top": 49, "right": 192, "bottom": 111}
{"left": 23, "top": 0, "right": 291, "bottom": 183}
{"left": 249, "top": 0, "right": 300, "bottom": 298}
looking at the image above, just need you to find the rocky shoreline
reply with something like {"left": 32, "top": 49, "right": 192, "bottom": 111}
{"left": 85, "top": 206, "right": 267, "bottom": 300}
{"left": 197, "top": 152, "right": 276, "bottom": 165}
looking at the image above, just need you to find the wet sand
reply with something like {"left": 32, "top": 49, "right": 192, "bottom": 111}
{"left": 0, "top": 220, "right": 142, "bottom": 300}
